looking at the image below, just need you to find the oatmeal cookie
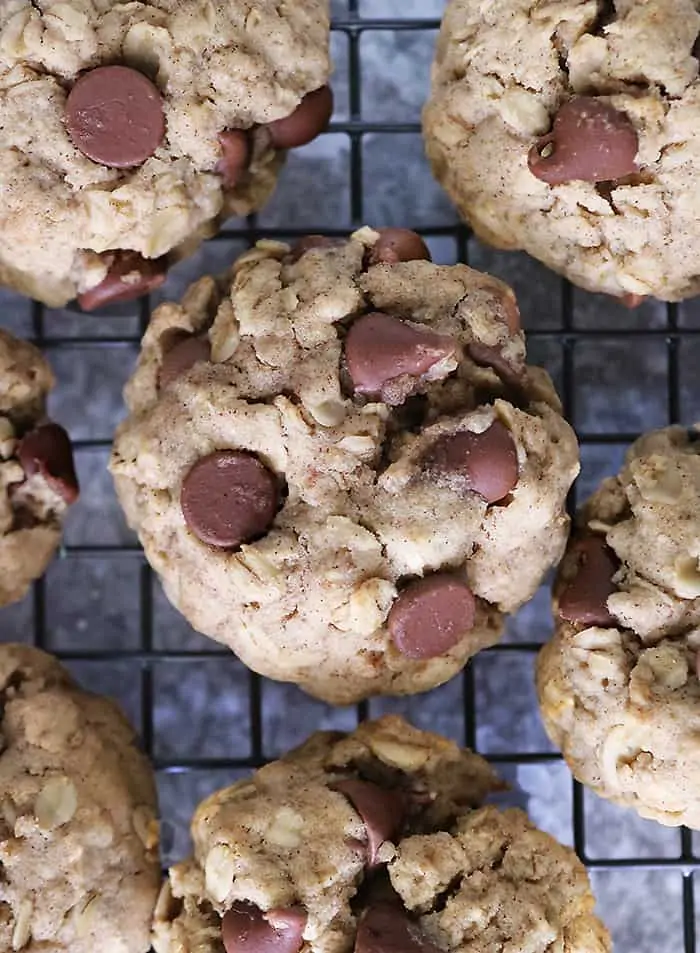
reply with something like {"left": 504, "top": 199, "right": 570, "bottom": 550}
{"left": 152, "top": 716, "right": 610, "bottom": 953}
{"left": 424, "top": 0, "right": 700, "bottom": 301}
{"left": 0, "top": 0, "right": 331, "bottom": 307}
{"left": 0, "top": 329, "right": 78, "bottom": 607}
{"left": 111, "top": 227, "right": 579, "bottom": 703}
{"left": 538, "top": 425, "right": 700, "bottom": 827}
{"left": 0, "top": 644, "right": 160, "bottom": 953}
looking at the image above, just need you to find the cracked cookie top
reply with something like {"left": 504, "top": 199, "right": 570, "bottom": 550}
{"left": 152, "top": 716, "right": 610, "bottom": 953}
{"left": 0, "top": 330, "right": 79, "bottom": 607}
{"left": 0, "top": 0, "right": 330, "bottom": 307}
{"left": 111, "top": 227, "right": 579, "bottom": 704}
{"left": 538, "top": 425, "right": 700, "bottom": 827}
{"left": 424, "top": 0, "right": 700, "bottom": 301}
{"left": 0, "top": 644, "right": 160, "bottom": 953}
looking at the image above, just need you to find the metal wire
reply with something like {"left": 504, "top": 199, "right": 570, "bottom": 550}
{"left": 17, "top": 6, "right": 699, "bottom": 952}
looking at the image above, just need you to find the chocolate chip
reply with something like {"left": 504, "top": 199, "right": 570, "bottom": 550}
{"left": 222, "top": 903, "right": 306, "bottom": 953}
{"left": 344, "top": 313, "right": 456, "bottom": 401}
{"left": 65, "top": 65, "right": 165, "bottom": 168}
{"left": 558, "top": 536, "right": 619, "bottom": 627}
{"left": 267, "top": 85, "right": 333, "bottom": 150}
{"left": 425, "top": 421, "right": 518, "bottom": 504}
{"left": 158, "top": 335, "right": 211, "bottom": 390}
{"left": 500, "top": 294, "right": 521, "bottom": 335}
{"left": 366, "top": 229, "right": 431, "bottom": 267}
{"left": 528, "top": 97, "right": 639, "bottom": 186}
{"left": 18, "top": 423, "right": 79, "bottom": 505}
{"left": 620, "top": 293, "right": 647, "bottom": 309}
{"left": 77, "top": 252, "right": 167, "bottom": 311}
{"left": 286, "top": 235, "right": 345, "bottom": 264}
{"left": 467, "top": 343, "right": 525, "bottom": 394}
{"left": 354, "top": 903, "right": 441, "bottom": 953}
{"left": 334, "top": 780, "right": 404, "bottom": 866}
{"left": 217, "top": 130, "right": 250, "bottom": 189}
{"left": 388, "top": 575, "right": 476, "bottom": 660}
{"left": 181, "top": 450, "right": 278, "bottom": 548}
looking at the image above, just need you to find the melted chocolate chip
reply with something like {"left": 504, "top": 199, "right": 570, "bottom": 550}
{"left": 334, "top": 780, "right": 404, "bottom": 866}
{"left": 217, "top": 130, "right": 251, "bottom": 189}
{"left": 344, "top": 313, "right": 456, "bottom": 402}
{"left": 388, "top": 575, "right": 476, "bottom": 660}
{"left": 466, "top": 343, "right": 525, "bottom": 394}
{"left": 355, "top": 903, "right": 441, "bottom": 953}
{"left": 558, "top": 536, "right": 619, "bottom": 627}
{"left": 222, "top": 903, "right": 306, "bottom": 953}
{"left": 366, "top": 229, "right": 431, "bottom": 267}
{"left": 65, "top": 65, "right": 165, "bottom": 168}
{"left": 267, "top": 86, "right": 333, "bottom": 150}
{"left": 77, "top": 252, "right": 167, "bottom": 311}
{"left": 18, "top": 423, "right": 79, "bottom": 504}
{"left": 158, "top": 335, "right": 211, "bottom": 390}
{"left": 619, "top": 293, "right": 647, "bottom": 309}
{"left": 181, "top": 451, "right": 279, "bottom": 548}
{"left": 425, "top": 421, "right": 518, "bottom": 504}
{"left": 529, "top": 97, "right": 639, "bottom": 186}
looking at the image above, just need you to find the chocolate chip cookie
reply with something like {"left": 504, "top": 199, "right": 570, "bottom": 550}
{"left": 0, "top": 330, "right": 79, "bottom": 607}
{"left": 424, "top": 0, "right": 700, "bottom": 301}
{"left": 152, "top": 716, "right": 610, "bottom": 953}
{"left": 538, "top": 426, "right": 700, "bottom": 828}
{"left": 0, "top": 644, "right": 160, "bottom": 953}
{"left": 111, "top": 227, "right": 579, "bottom": 704}
{"left": 0, "top": 0, "right": 331, "bottom": 308}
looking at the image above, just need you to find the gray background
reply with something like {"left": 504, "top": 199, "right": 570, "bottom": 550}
{"left": 1, "top": 3, "right": 699, "bottom": 951}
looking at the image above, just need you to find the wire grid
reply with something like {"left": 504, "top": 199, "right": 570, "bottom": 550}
{"left": 2, "top": 3, "right": 698, "bottom": 951}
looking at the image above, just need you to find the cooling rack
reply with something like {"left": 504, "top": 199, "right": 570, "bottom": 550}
{"left": 0, "top": 3, "right": 698, "bottom": 951}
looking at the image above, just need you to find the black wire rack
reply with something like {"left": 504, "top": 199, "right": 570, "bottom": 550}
{"left": 2, "top": 3, "right": 698, "bottom": 952}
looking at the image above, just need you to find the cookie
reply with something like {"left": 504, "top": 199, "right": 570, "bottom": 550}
{"left": 0, "top": 1, "right": 331, "bottom": 308}
{"left": 111, "top": 227, "right": 579, "bottom": 704}
{"left": 152, "top": 715, "right": 610, "bottom": 953}
{"left": 0, "top": 330, "right": 79, "bottom": 607}
{"left": 0, "top": 644, "right": 160, "bottom": 953}
{"left": 538, "top": 425, "right": 700, "bottom": 828}
{"left": 424, "top": 0, "right": 700, "bottom": 301}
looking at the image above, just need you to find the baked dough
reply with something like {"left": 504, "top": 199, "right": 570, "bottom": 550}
{"left": 152, "top": 716, "right": 610, "bottom": 953}
{"left": 0, "top": 0, "right": 331, "bottom": 307}
{"left": 111, "top": 227, "right": 579, "bottom": 704}
{"left": 0, "top": 644, "right": 160, "bottom": 953}
{"left": 0, "top": 329, "right": 79, "bottom": 607}
{"left": 538, "top": 425, "right": 700, "bottom": 828}
{"left": 424, "top": 0, "right": 700, "bottom": 301}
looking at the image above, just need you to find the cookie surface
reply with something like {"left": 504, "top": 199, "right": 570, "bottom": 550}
{"left": 152, "top": 716, "right": 610, "bottom": 953}
{"left": 424, "top": 0, "right": 700, "bottom": 301}
{"left": 538, "top": 425, "right": 700, "bottom": 828}
{"left": 0, "top": 644, "right": 160, "bottom": 953}
{"left": 0, "top": 0, "right": 330, "bottom": 307}
{"left": 0, "top": 330, "right": 79, "bottom": 607}
{"left": 111, "top": 227, "right": 579, "bottom": 704}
